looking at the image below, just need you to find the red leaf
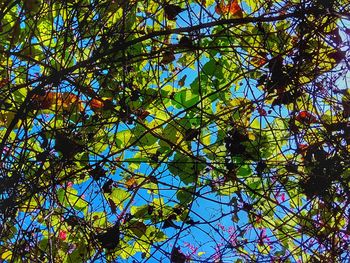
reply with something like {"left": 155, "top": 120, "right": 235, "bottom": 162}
{"left": 295, "top": 111, "right": 317, "bottom": 124}
{"left": 251, "top": 55, "right": 267, "bottom": 67}
{"left": 257, "top": 108, "right": 267, "bottom": 116}
{"left": 58, "top": 230, "right": 67, "bottom": 241}
{"left": 135, "top": 110, "right": 150, "bottom": 120}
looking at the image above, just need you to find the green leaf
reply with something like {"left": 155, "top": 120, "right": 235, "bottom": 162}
{"left": 57, "top": 188, "right": 88, "bottom": 212}
{"left": 168, "top": 153, "right": 197, "bottom": 184}
{"left": 176, "top": 188, "right": 193, "bottom": 204}
{"left": 109, "top": 188, "right": 131, "bottom": 209}
{"left": 173, "top": 89, "right": 199, "bottom": 108}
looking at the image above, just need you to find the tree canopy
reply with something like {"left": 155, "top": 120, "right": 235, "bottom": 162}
{"left": 0, "top": 0, "right": 350, "bottom": 262}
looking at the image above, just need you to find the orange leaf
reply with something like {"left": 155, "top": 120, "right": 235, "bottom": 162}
{"left": 89, "top": 98, "right": 104, "bottom": 110}
{"left": 125, "top": 177, "right": 137, "bottom": 190}
{"left": 227, "top": 0, "right": 243, "bottom": 17}
{"left": 60, "top": 93, "right": 83, "bottom": 112}
{"left": 31, "top": 92, "right": 56, "bottom": 110}
{"left": 297, "top": 144, "right": 308, "bottom": 156}
{"left": 251, "top": 56, "right": 267, "bottom": 67}
{"left": 215, "top": 0, "right": 243, "bottom": 17}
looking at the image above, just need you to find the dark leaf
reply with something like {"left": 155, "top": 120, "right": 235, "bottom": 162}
{"left": 272, "top": 90, "right": 302, "bottom": 106}
{"left": 255, "top": 161, "right": 267, "bottom": 175}
{"left": 128, "top": 221, "right": 147, "bottom": 238}
{"left": 95, "top": 224, "right": 120, "bottom": 250}
{"left": 327, "top": 50, "right": 346, "bottom": 64}
{"left": 328, "top": 28, "right": 342, "bottom": 45}
{"left": 184, "top": 128, "right": 199, "bottom": 141}
{"left": 171, "top": 247, "right": 187, "bottom": 263}
{"left": 54, "top": 132, "right": 84, "bottom": 159}
{"left": 90, "top": 166, "right": 107, "bottom": 181}
{"left": 102, "top": 179, "right": 114, "bottom": 194}
{"left": 285, "top": 163, "right": 298, "bottom": 173}
{"left": 65, "top": 216, "right": 85, "bottom": 229}
{"left": 147, "top": 205, "right": 154, "bottom": 215}
{"left": 164, "top": 4, "right": 185, "bottom": 20}
{"left": 178, "top": 36, "right": 193, "bottom": 48}
{"left": 162, "top": 215, "right": 180, "bottom": 229}
{"left": 162, "top": 51, "right": 175, "bottom": 64}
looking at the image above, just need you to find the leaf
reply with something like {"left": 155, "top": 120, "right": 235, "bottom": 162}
{"left": 29, "top": 92, "right": 83, "bottom": 112}
{"left": 19, "top": 196, "right": 44, "bottom": 212}
{"left": 341, "top": 89, "right": 350, "bottom": 117}
{"left": 30, "top": 92, "right": 56, "bottom": 110}
{"left": 162, "top": 214, "right": 180, "bottom": 229}
{"left": 164, "top": 4, "right": 185, "bottom": 20}
{"left": 0, "top": 110, "right": 15, "bottom": 128}
{"left": 327, "top": 49, "right": 346, "bottom": 64}
{"left": 178, "top": 75, "right": 187, "bottom": 87}
{"left": 295, "top": 111, "right": 317, "bottom": 124}
{"left": 109, "top": 188, "right": 131, "bottom": 209}
{"left": 173, "top": 89, "right": 199, "bottom": 108}
{"left": 57, "top": 188, "right": 88, "bottom": 212}
{"left": 162, "top": 51, "right": 175, "bottom": 64}
{"left": 1, "top": 250, "right": 12, "bottom": 260}
{"left": 24, "top": 0, "right": 42, "bottom": 13}
{"left": 89, "top": 98, "right": 104, "bottom": 110}
{"left": 168, "top": 153, "right": 200, "bottom": 184}
{"left": 54, "top": 132, "right": 84, "bottom": 159}
{"left": 90, "top": 166, "right": 107, "bottom": 181}
{"left": 215, "top": 0, "right": 243, "bottom": 17}
{"left": 176, "top": 188, "right": 193, "bottom": 204}
{"left": 128, "top": 221, "right": 147, "bottom": 238}
{"left": 171, "top": 247, "right": 187, "bottom": 263}
{"left": 102, "top": 179, "right": 114, "bottom": 194}
{"left": 135, "top": 109, "right": 150, "bottom": 120}
{"left": 178, "top": 37, "right": 193, "bottom": 49}
{"left": 108, "top": 198, "right": 117, "bottom": 214}
{"left": 95, "top": 224, "right": 120, "bottom": 250}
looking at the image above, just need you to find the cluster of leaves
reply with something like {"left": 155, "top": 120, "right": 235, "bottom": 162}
{"left": 0, "top": 0, "right": 350, "bottom": 262}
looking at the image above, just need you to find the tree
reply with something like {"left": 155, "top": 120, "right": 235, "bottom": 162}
{"left": 0, "top": 0, "right": 349, "bottom": 262}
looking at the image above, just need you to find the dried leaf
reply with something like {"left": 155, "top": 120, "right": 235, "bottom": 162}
{"left": 162, "top": 51, "right": 175, "bottom": 64}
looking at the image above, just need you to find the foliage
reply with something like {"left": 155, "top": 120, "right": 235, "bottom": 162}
{"left": 0, "top": 0, "right": 350, "bottom": 262}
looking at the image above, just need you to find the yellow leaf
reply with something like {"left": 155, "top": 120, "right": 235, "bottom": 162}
{"left": 1, "top": 250, "right": 12, "bottom": 260}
